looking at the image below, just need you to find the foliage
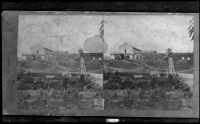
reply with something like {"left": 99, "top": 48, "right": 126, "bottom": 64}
{"left": 104, "top": 71, "right": 190, "bottom": 92}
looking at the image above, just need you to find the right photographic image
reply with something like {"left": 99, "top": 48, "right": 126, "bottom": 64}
{"left": 103, "top": 14, "right": 194, "bottom": 111}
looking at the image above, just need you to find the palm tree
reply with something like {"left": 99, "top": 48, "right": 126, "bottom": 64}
{"left": 188, "top": 17, "right": 194, "bottom": 41}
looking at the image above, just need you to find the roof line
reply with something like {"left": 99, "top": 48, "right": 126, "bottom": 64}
{"left": 119, "top": 42, "right": 142, "bottom": 51}
{"left": 44, "top": 48, "right": 54, "bottom": 52}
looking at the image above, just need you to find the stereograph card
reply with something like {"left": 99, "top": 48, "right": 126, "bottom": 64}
{"left": 2, "top": 11, "right": 199, "bottom": 118}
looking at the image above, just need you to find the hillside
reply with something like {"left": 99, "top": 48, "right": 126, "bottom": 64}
{"left": 54, "top": 53, "right": 80, "bottom": 69}
{"left": 104, "top": 57, "right": 193, "bottom": 74}
{"left": 141, "top": 52, "right": 193, "bottom": 72}
{"left": 18, "top": 60, "right": 54, "bottom": 70}
{"left": 18, "top": 53, "right": 80, "bottom": 72}
{"left": 104, "top": 59, "right": 155, "bottom": 73}
{"left": 18, "top": 53, "right": 103, "bottom": 73}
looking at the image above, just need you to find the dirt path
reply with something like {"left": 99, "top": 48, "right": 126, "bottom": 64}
{"left": 105, "top": 60, "right": 156, "bottom": 73}
{"left": 176, "top": 68, "right": 193, "bottom": 74}
{"left": 178, "top": 73, "right": 193, "bottom": 79}
{"left": 179, "top": 73, "right": 194, "bottom": 91}
{"left": 105, "top": 66, "right": 147, "bottom": 73}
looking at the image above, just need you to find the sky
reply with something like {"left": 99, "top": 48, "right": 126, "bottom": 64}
{"left": 17, "top": 14, "right": 194, "bottom": 57}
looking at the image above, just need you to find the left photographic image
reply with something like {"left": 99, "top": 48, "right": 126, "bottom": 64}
{"left": 17, "top": 15, "right": 105, "bottom": 113}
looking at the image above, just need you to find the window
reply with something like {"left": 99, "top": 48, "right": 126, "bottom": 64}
{"left": 99, "top": 57, "right": 102, "bottom": 60}
{"left": 93, "top": 57, "right": 95, "bottom": 60}
{"left": 37, "top": 50, "right": 38, "bottom": 54}
{"left": 125, "top": 50, "right": 126, "bottom": 53}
